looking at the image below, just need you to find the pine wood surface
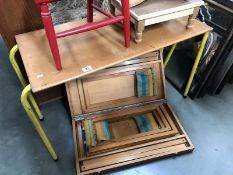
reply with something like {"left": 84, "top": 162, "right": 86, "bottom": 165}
{"left": 16, "top": 15, "right": 211, "bottom": 93}
{"left": 72, "top": 103, "right": 194, "bottom": 174}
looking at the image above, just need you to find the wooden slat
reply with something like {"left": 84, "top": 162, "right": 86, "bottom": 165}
{"left": 159, "top": 49, "right": 167, "bottom": 99}
{"left": 154, "top": 109, "right": 170, "bottom": 129}
{"left": 80, "top": 146, "right": 191, "bottom": 175}
{"left": 79, "top": 135, "right": 187, "bottom": 161}
{"left": 165, "top": 104, "right": 194, "bottom": 148}
{"left": 76, "top": 122, "right": 85, "bottom": 158}
{"left": 88, "top": 106, "right": 180, "bottom": 154}
{"left": 77, "top": 80, "right": 87, "bottom": 112}
{"left": 91, "top": 110, "right": 171, "bottom": 147}
{"left": 110, "top": 51, "right": 160, "bottom": 67}
{"left": 80, "top": 61, "right": 157, "bottom": 79}
{"left": 153, "top": 110, "right": 166, "bottom": 128}
{"left": 83, "top": 139, "right": 186, "bottom": 168}
{"left": 65, "top": 80, "right": 82, "bottom": 116}
{"left": 82, "top": 143, "right": 187, "bottom": 171}
{"left": 16, "top": 15, "right": 212, "bottom": 92}
{"left": 72, "top": 104, "right": 194, "bottom": 174}
{"left": 77, "top": 61, "right": 165, "bottom": 113}
{"left": 158, "top": 105, "right": 179, "bottom": 133}
{"left": 89, "top": 129, "right": 177, "bottom": 154}
{"left": 72, "top": 122, "right": 82, "bottom": 175}
{"left": 90, "top": 103, "right": 165, "bottom": 122}
{"left": 144, "top": 8, "right": 194, "bottom": 26}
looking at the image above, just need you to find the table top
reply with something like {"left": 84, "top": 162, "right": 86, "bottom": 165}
{"left": 16, "top": 15, "right": 212, "bottom": 93}
{"left": 115, "top": 0, "right": 204, "bottom": 20}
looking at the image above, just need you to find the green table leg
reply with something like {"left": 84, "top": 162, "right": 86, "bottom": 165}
{"left": 184, "top": 32, "right": 209, "bottom": 97}
{"left": 21, "top": 85, "right": 58, "bottom": 160}
{"left": 9, "top": 45, "right": 43, "bottom": 120}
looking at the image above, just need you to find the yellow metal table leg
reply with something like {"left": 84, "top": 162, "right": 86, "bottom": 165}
{"left": 21, "top": 85, "right": 58, "bottom": 160}
{"left": 184, "top": 32, "right": 209, "bottom": 96}
{"left": 164, "top": 43, "right": 177, "bottom": 68}
{"left": 28, "top": 92, "right": 44, "bottom": 120}
{"left": 10, "top": 45, "right": 44, "bottom": 120}
{"left": 9, "top": 45, "right": 27, "bottom": 87}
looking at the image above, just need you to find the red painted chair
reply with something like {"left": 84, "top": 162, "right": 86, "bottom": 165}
{"left": 35, "top": 0, "right": 130, "bottom": 70}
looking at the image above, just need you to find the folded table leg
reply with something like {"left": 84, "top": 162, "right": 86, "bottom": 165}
{"left": 184, "top": 32, "right": 209, "bottom": 96}
{"left": 9, "top": 45, "right": 44, "bottom": 120}
{"left": 21, "top": 85, "right": 58, "bottom": 160}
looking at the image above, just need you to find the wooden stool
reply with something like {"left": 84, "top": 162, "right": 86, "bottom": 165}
{"left": 34, "top": 0, "right": 130, "bottom": 70}
{"left": 111, "top": 0, "right": 204, "bottom": 43}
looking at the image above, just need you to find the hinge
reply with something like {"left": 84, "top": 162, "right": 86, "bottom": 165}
{"left": 72, "top": 99, "right": 167, "bottom": 121}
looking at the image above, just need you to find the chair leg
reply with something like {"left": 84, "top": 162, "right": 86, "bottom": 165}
{"left": 21, "top": 85, "right": 58, "bottom": 160}
{"left": 9, "top": 45, "right": 44, "bottom": 121}
{"left": 40, "top": 3, "right": 62, "bottom": 70}
{"left": 184, "top": 32, "right": 209, "bottom": 96}
{"left": 121, "top": 0, "right": 130, "bottom": 48}
{"left": 87, "top": 0, "right": 94, "bottom": 22}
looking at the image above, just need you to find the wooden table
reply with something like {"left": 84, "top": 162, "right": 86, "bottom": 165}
{"left": 15, "top": 15, "right": 211, "bottom": 162}
{"left": 16, "top": 15, "right": 211, "bottom": 93}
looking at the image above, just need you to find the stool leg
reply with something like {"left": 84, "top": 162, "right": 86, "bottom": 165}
{"left": 87, "top": 0, "right": 94, "bottom": 22}
{"left": 121, "top": 0, "right": 130, "bottom": 48}
{"left": 164, "top": 44, "right": 177, "bottom": 68}
{"left": 9, "top": 45, "right": 44, "bottom": 121}
{"left": 184, "top": 32, "right": 209, "bottom": 96}
{"left": 40, "top": 3, "right": 62, "bottom": 70}
{"left": 21, "top": 85, "right": 58, "bottom": 160}
{"left": 187, "top": 7, "right": 200, "bottom": 29}
{"left": 134, "top": 20, "right": 145, "bottom": 43}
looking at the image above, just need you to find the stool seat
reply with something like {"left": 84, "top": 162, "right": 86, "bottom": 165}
{"left": 111, "top": 0, "right": 204, "bottom": 42}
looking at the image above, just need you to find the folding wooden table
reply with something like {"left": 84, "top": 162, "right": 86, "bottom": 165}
{"left": 14, "top": 15, "right": 211, "bottom": 173}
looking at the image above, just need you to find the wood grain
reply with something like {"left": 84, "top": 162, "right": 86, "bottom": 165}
{"left": 79, "top": 135, "right": 187, "bottom": 161}
{"left": 16, "top": 15, "right": 212, "bottom": 93}
{"left": 88, "top": 106, "right": 178, "bottom": 154}
{"left": 65, "top": 80, "right": 82, "bottom": 115}
{"left": 72, "top": 104, "right": 194, "bottom": 174}
{"left": 82, "top": 141, "right": 187, "bottom": 170}
{"left": 0, "top": 0, "right": 42, "bottom": 49}
{"left": 78, "top": 60, "right": 165, "bottom": 113}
